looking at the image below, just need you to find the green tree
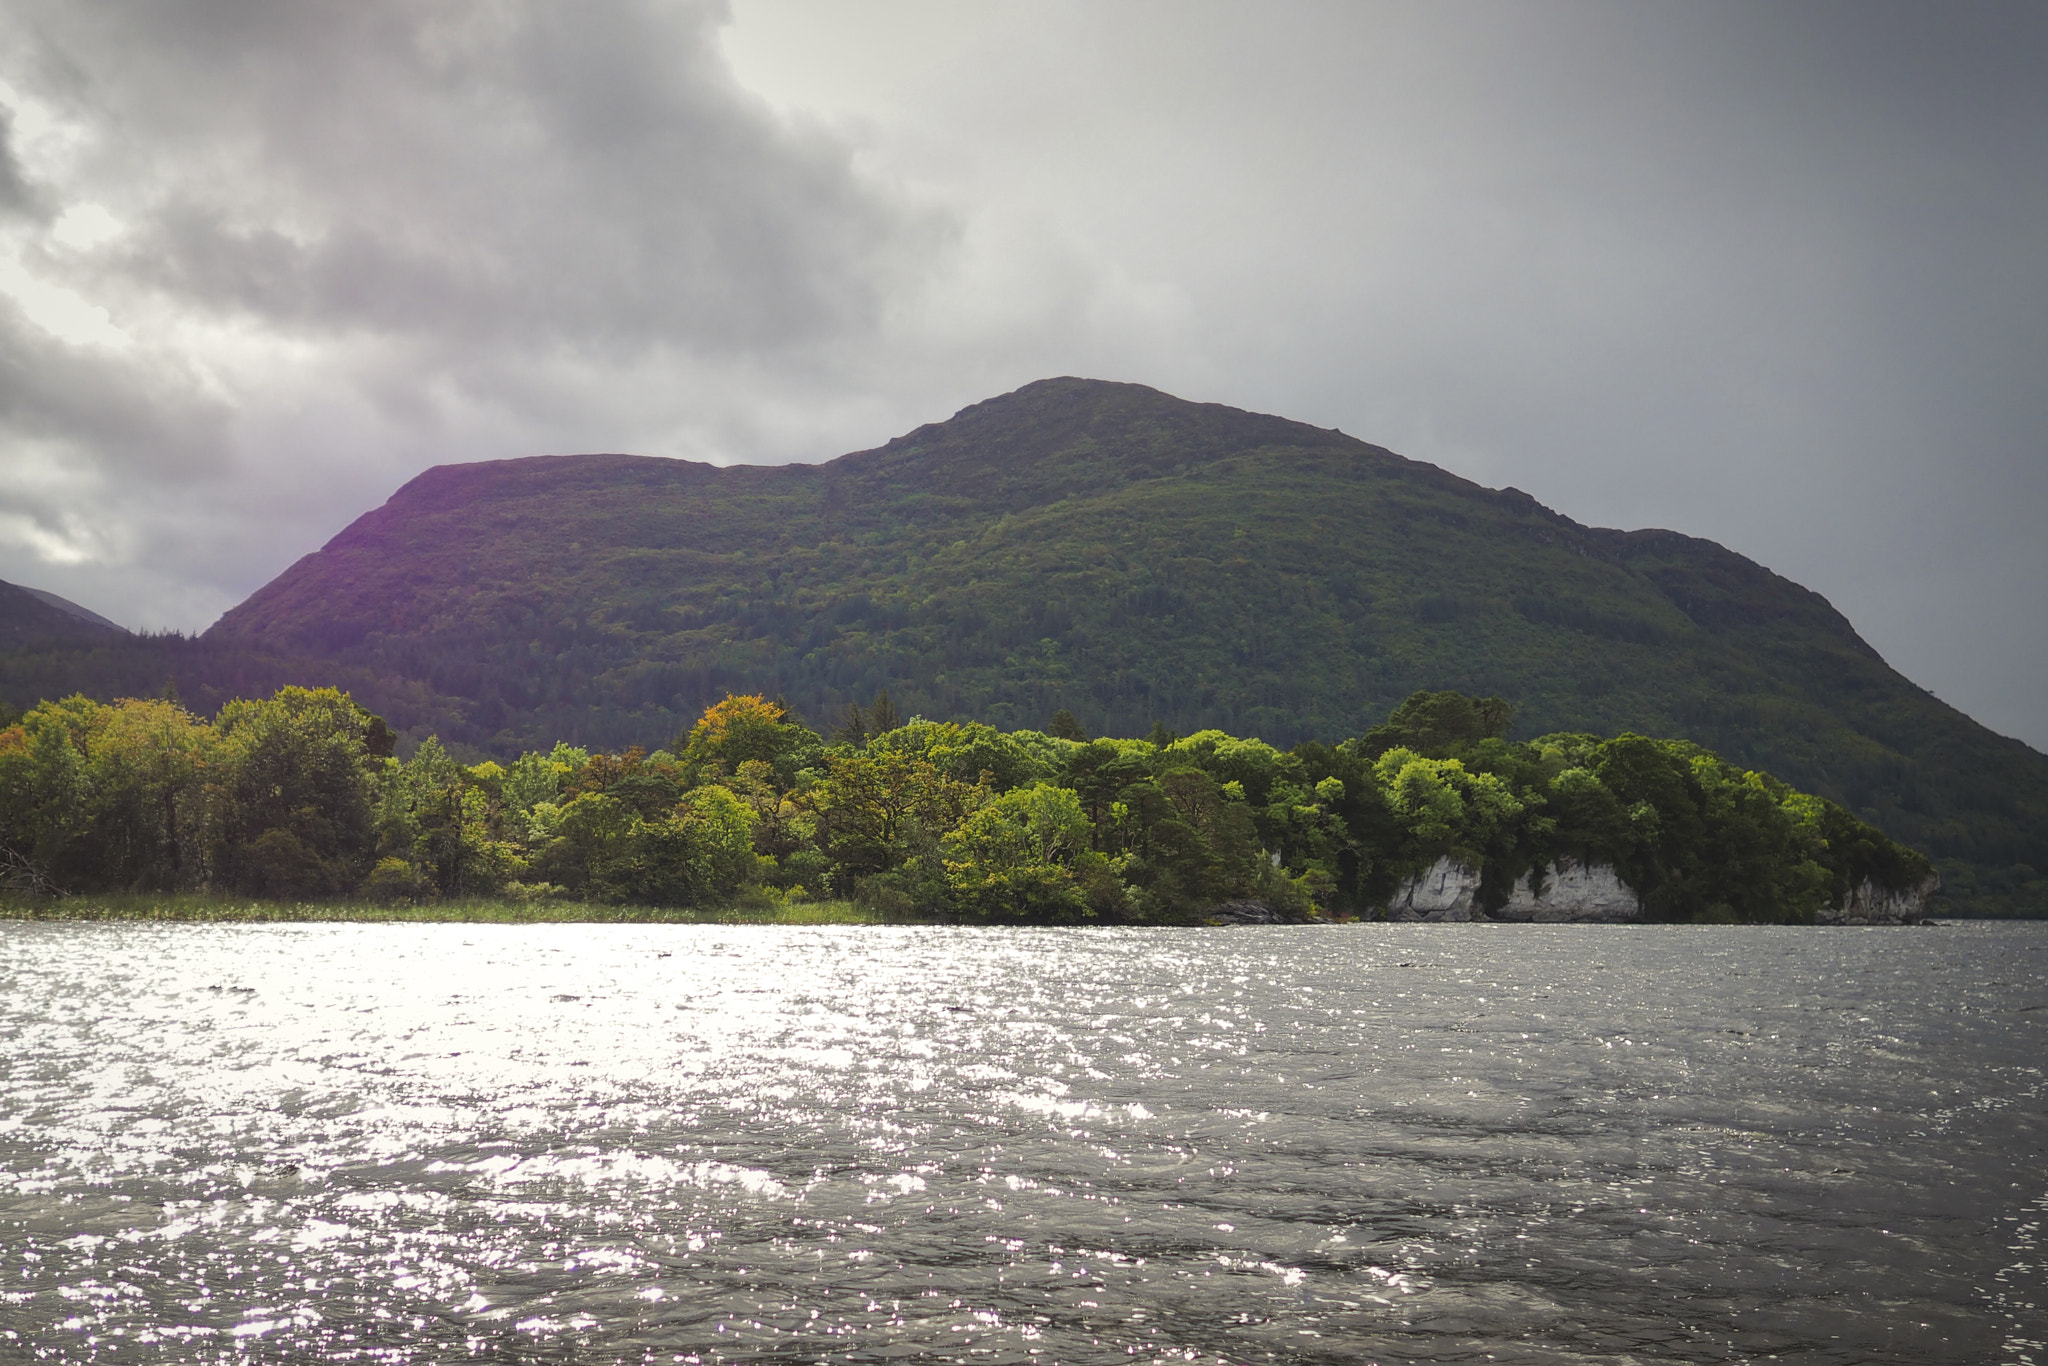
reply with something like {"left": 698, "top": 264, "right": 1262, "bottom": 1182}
{"left": 1373, "top": 747, "right": 1526, "bottom": 876}
{"left": 501, "top": 742, "right": 589, "bottom": 840}
{"left": 209, "top": 687, "right": 384, "bottom": 897}
{"left": 1360, "top": 690, "right": 1514, "bottom": 760}
{"left": 373, "top": 737, "right": 524, "bottom": 897}
{"left": 1065, "top": 739, "right": 1151, "bottom": 847}
{"left": 0, "top": 696, "right": 101, "bottom": 890}
{"left": 1162, "top": 730, "right": 1288, "bottom": 805}
{"left": 531, "top": 791, "right": 635, "bottom": 898}
{"left": 1543, "top": 765, "right": 1630, "bottom": 864}
{"left": 1047, "top": 709, "right": 1088, "bottom": 741}
{"left": 1790, "top": 791, "right": 1933, "bottom": 906}
{"left": 832, "top": 700, "right": 870, "bottom": 748}
{"left": 530, "top": 783, "right": 759, "bottom": 906}
{"left": 868, "top": 718, "right": 1053, "bottom": 792}
{"left": 808, "top": 748, "right": 989, "bottom": 880}
{"left": 85, "top": 698, "right": 216, "bottom": 890}
{"left": 1114, "top": 767, "right": 1264, "bottom": 913}
{"left": 675, "top": 784, "right": 765, "bottom": 899}
{"left": 943, "top": 782, "right": 1094, "bottom": 919}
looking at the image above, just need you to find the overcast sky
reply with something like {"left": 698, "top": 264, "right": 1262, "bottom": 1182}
{"left": 1, "top": 1, "right": 2043, "bottom": 749}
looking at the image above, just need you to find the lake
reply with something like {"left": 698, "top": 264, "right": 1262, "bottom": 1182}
{"left": 1, "top": 920, "right": 2043, "bottom": 1363}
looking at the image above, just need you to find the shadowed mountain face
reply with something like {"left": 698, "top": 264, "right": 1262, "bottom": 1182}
{"left": 0, "top": 580, "right": 126, "bottom": 651}
{"left": 13, "top": 378, "right": 2045, "bottom": 913}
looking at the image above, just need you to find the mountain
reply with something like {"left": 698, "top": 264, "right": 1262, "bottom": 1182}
{"left": 0, "top": 579, "right": 126, "bottom": 651}
{"left": 4, "top": 379, "right": 2044, "bottom": 914}
{"left": 16, "top": 586, "right": 127, "bottom": 634}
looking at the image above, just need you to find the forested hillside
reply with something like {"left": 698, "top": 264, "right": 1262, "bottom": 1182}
{"left": 2, "top": 379, "right": 2043, "bottom": 914}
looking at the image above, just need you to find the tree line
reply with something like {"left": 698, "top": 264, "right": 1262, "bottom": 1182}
{"left": 0, "top": 686, "right": 1932, "bottom": 923}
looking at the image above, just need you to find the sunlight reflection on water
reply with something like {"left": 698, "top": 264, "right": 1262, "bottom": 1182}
{"left": 1, "top": 920, "right": 2043, "bottom": 1363}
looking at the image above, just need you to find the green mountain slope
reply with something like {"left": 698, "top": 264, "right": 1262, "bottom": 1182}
{"left": 9, "top": 378, "right": 2044, "bottom": 914}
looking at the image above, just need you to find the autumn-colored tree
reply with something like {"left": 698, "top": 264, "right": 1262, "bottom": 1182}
{"left": 678, "top": 694, "right": 820, "bottom": 785}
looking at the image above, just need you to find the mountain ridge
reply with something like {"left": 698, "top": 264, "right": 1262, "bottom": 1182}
{"left": 215, "top": 377, "right": 1891, "bottom": 693}
{"left": 0, "top": 578, "right": 127, "bottom": 651}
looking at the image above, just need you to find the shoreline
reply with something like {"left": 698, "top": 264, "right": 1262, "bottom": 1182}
{"left": 0, "top": 895, "right": 1976, "bottom": 927}
{"left": 0, "top": 894, "right": 897, "bottom": 926}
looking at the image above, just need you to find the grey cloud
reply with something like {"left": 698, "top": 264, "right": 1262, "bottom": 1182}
{"left": 0, "top": 108, "right": 31, "bottom": 214}
{"left": 0, "top": 0, "right": 2042, "bottom": 750}
{"left": 0, "top": 302, "right": 229, "bottom": 475}
{"left": 810, "top": 0, "right": 2048, "bottom": 743}
{"left": 0, "top": 0, "right": 951, "bottom": 629}
{"left": 17, "top": 0, "right": 939, "bottom": 350}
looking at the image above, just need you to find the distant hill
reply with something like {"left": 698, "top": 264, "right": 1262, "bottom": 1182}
{"left": 0, "top": 579, "right": 126, "bottom": 651}
{"left": 17, "top": 585, "right": 127, "bottom": 634}
{"left": 4, "top": 379, "right": 2043, "bottom": 914}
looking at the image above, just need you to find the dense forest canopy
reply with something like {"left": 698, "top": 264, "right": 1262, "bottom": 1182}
{"left": 2, "top": 379, "right": 2041, "bottom": 916}
{"left": 0, "top": 685, "right": 1932, "bottom": 925}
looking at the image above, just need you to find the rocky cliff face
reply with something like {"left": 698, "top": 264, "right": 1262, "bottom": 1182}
{"left": 1385, "top": 856, "right": 1940, "bottom": 924}
{"left": 1386, "top": 856, "right": 1642, "bottom": 923}
{"left": 1816, "top": 873, "right": 1941, "bottom": 925}
{"left": 1385, "top": 857, "right": 1485, "bottom": 921}
{"left": 1492, "top": 860, "right": 1643, "bottom": 923}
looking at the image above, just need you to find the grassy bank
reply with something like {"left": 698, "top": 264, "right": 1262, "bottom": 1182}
{"left": 0, "top": 893, "right": 901, "bottom": 926}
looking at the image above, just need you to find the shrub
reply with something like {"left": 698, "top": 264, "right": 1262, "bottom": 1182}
{"left": 360, "top": 857, "right": 431, "bottom": 904}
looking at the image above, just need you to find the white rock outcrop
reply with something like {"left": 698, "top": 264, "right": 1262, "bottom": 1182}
{"left": 1492, "top": 858, "right": 1643, "bottom": 922}
{"left": 1815, "top": 873, "right": 1940, "bottom": 925}
{"left": 1386, "top": 856, "right": 1641, "bottom": 923}
{"left": 1386, "top": 859, "right": 1938, "bottom": 925}
{"left": 1385, "top": 856, "right": 1482, "bottom": 921}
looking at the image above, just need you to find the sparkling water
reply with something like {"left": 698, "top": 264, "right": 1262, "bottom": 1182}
{"left": 2, "top": 920, "right": 2042, "bottom": 1363}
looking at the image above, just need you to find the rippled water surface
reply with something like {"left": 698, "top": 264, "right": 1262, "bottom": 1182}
{"left": 2, "top": 921, "right": 2045, "bottom": 1364}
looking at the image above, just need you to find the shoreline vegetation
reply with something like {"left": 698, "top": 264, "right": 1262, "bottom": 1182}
{"left": 0, "top": 892, "right": 896, "bottom": 926}
{"left": 2, "top": 685, "right": 1935, "bottom": 926}
{"left": 0, "top": 893, "right": 1954, "bottom": 928}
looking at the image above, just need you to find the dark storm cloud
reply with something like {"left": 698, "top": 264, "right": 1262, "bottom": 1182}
{"left": 16, "top": 0, "right": 933, "bottom": 349}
